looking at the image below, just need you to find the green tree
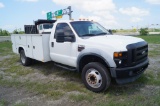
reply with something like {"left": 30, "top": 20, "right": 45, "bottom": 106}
{"left": 13, "top": 29, "right": 18, "bottom": 34}
{"left": 13, "top": 28, "right": 25, "bottom": 34}
{"left": 0, "top": 29, "right": 2, "bottom": 36}
{"left": 0, "top": 28, "right": 10, "bottom": 36}
{"left": 3, "top": 30, "right": 9, "bottom": 36}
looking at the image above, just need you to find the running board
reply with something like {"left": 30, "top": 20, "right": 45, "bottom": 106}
{"left": 54, "top": 63, "right": 77, "bottom": 71}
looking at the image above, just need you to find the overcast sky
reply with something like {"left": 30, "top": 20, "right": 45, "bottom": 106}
{"left": 0, "top": 0, "right": 160, "bottom": 32}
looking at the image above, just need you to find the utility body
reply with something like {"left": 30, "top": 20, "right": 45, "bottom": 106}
{"left": 11, "top": 20, "right": 149, "bottom": 92}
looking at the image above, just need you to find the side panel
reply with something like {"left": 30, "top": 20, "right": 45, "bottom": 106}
{"left": 26, "top": 35, "right": 33, "bottom": 58}
{"left": 32, "top": 34, "right": 51, "bottom": 62}
{"left": 42, "top": 34, "right": 51, "bottom": 62}
{"left": 12, "top": 34, "right": 27, "bottom": 54}
{"left": 14, "top": 34, "right": 27, "bottom": 46}
{"left": 32, "top": 35, "right": 43, "bottom": 61}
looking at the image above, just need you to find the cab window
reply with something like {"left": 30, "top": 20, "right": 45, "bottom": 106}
{"left": 39, "top": 25, "right": 43, "bottom": 30}
{"left": 54, "top": 23, "right": 74, "bottom": 38}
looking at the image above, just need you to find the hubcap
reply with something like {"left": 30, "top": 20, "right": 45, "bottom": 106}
{"left": 85, "top": 68, "right": 102, "bottom": 88}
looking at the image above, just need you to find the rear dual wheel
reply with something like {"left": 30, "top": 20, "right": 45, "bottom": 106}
{"left": 82, "top": 62, "right": 111, "bottom": 92}
{"left": 20, "top": 50, "right": 32, "bottom": 66}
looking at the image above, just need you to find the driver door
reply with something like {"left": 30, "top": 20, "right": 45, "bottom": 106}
{"left": 50, "top": 23, "right": 77, "bottom": 67}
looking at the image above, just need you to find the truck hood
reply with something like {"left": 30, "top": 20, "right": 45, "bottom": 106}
{"left": 82, "top": 35, "right": 145, "bottom": 51}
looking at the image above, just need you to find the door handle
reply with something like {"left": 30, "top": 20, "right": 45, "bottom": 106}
{"left": 51, "top": 42, "right": 54, "bottom": 47}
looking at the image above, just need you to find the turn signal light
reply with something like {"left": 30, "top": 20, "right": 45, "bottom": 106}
{"left": 114, "top": 52, "right": 122, "bottom": 58}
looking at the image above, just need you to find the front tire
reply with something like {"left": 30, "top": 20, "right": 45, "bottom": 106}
{"left": 20, "top": 50, "right": 32, "bottom": 66}
{"left": 82, "top": 62, "right": 111, "bottom": 92}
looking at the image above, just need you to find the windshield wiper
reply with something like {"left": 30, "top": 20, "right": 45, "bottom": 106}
{"left": 96, "top": 32, "right": 107, "bottom": 35}
{"left": 81, "top": 34, "right": 97, "bottom": 37}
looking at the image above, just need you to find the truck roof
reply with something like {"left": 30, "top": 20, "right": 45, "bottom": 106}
{"left": 35, "top": 19, "right": 56, "bottom": 25}
{"left": 55, "top": 20, "right": 94, "bottom": 23}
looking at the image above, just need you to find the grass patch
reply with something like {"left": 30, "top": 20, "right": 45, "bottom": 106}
{"left": 0, "top": 41, "right": 12, "bottom": 49}
{"left": 96, "top": 90, "right": 160, "bottom": 106}
{"left": 0, "top": 99, "right": 9, "bottom": 106}
{"left": 137, "top": 35, "right": 160, "bottom": 44}
{"left": 0, "top": 55, "right": 18, "bottom": 68}
{"left": 0, "top": 74, "right": 3, "bottom": 80}
{"left": 0, "top": 41, "right": 13, "bottom": 56}
{"left": 148, "top": 47, "right": 160, "bottom": 57}
{"left": 0, "top": 56, "right": 33, "bottom": 76}
{"left": 0, "top": 79, "right": 64, "bottom": 100}
{"left": 5, "top": 66, "right": 33, "bottom": 76}
{"left": 69, "top": 93, "right": 94, "bottom": 102}
{"left": 47, "top": 91, "right": 64, "bottom": 100}
{"left": 0, "top": 79, "right": 22, "bottom": 87}
{"left": 13, "top": 103, "right": 27, "bottom": 106}
{"left": 136, "top": 70, "right": 160, "bottom": 85}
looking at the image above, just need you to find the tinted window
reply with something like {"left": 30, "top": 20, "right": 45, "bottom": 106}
{"left": 70, "top": 21, "right": 109, "bottom": 37}
{"left": 43, "top": 24, "right": 53, "bottom": 29}
{"left": 54, "top": 23, "right": 74, "bottom": 38}
{"left": 39, "top": 25, "right": 42, "bottom": 30}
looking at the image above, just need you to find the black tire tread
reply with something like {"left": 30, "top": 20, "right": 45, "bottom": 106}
{"left": 20, "top": 50, "right": 32, "bottom": 66}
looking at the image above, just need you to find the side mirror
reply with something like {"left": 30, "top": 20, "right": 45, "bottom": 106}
{"left": 56, "top": 31, "right": 64, "bottom": 43}
{"left": 56, "top": 31, "right": 75, "bottom": 43}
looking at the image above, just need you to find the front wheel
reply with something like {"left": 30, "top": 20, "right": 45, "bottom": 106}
{"left": 82, "top": 62, "right": 111, "bottom": 92}
{"left": 20, "top": 50, "right": 32, "bottom": 66}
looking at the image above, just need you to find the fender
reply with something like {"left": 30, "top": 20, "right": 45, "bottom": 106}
{"left": 77, "top": 48, "right": 116, "bottom": 72}
{"left": 17, "top": 45, "right": 26, "bottom": 54}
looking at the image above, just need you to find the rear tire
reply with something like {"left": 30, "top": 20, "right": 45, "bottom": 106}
{"left": 20, "top": 50, "right": 32, "bottom": 66}
{"left": 82, "top": 62, "right": 111, "bottom": 92}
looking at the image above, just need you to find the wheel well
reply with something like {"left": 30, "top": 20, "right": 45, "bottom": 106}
{"left": 78, "top": 55, "right": 110, "bottom": 73}
{"left": 18, "top": 47, "right": 24, "bottom": 53}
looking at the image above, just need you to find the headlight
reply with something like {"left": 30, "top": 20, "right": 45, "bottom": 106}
{"left": 114, "top": 51, "right": 128, "bottom": 68}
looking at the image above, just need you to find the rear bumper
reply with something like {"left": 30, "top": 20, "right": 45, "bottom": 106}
{"left": 110, "top": 58, "right": 149, "bottom": 84}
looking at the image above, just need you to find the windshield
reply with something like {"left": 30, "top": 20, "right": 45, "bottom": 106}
{"left": 70, "top": 21, "right": 109, "bottom": 37}
{"left": 43, "top": 24, "right": 53, "bottom": 29}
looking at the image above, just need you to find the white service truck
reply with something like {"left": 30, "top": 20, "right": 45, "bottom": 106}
{"left": 11, "top": 20, "right": 149, "bottom": 92}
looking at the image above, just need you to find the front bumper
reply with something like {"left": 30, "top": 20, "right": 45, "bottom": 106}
{"left": 110, "top": 58, "right": 149, "bottom": 84}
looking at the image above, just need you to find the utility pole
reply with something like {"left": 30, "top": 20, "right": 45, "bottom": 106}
{"left": 68, "top": 6, "right": 73, "bottom": 20}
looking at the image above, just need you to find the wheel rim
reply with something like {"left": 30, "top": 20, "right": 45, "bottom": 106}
{"left": 85, "top": 68, "right": 102, "bottom": 88}
{"left": 21, "top": 51, "right": 26, "bottom": 64}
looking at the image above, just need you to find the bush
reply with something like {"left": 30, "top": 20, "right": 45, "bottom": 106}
{"left": 139, "top": 28, "right": 149, "bottom": 35}
{"left": 112, "top": 29, "right": 117, "bottom": 33}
